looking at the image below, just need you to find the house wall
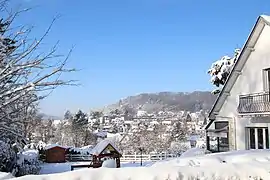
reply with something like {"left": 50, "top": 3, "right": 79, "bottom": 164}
{"left": 46, "top": 147, "right": 66, "bottom": 163}
{"left": 217, "top": 24, "right": 270, "bottom": 150}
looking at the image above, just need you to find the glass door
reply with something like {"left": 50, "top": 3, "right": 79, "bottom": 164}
{"left": 247, "top": 127, "right": 269, "bottom": 149}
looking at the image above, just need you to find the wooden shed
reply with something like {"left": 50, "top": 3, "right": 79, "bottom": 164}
{"left": 45, "top": 145, "right": 67, "bottom": 163}
{"left": 90, "top": 140, "right": 122, "bottom": 168}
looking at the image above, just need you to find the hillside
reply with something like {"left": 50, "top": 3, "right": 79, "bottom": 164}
{"left": 104, "top": 91, "right": 217, "bottom": 114}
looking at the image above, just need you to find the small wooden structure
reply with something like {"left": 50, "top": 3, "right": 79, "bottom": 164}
{"left": 45, "top": 145, "right": 67, "bottom": 163}
{"left": 91, "top": 140, "right": 122, "bottom": 168}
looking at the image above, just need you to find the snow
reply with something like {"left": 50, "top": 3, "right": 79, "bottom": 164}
{"left": 136, "top": 110, "right": 147, "bottom": 117}
{"left": 0, "top": 172, "right": 13, "bottom": 180}
{"left": 187, "top": 135, "right": 199, "bottom": 141}
{"left": 39, "top": 162, "right": 91, "bottom": 175}
{"left": 17, "top": 150, "right": 39, "bottom": 164}
{"left": 39, "top": 162, "right": 144, "bottom": 175}
{"left": 208, "top": 48, "right": 240, "bottom": 90}
{"left": 44, "top": 144, "right": 66, "bottom": 150}
{"left": 180, "top": 147, "right": 210, "bottom": 158}
{"left": 6, "top": 149, "right": 270, "bottom": 179}
{"left": 69, "top": 145, "right": 93, "bottom": 155}
{"left": 106, "top": 133, "right": 122, "bottom": 142}
{"left": 90, "top": 140, "right": 120, "bottom": 155}
{"left": 261, "top": 15, "right": 270, "bottom": 23}
{"left": 101, "top": 159, "right": 116, "bottom": 168}
{"left": 94, "top": 131, "right": 107, "bottom": 138}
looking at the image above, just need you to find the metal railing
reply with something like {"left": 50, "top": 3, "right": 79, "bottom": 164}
{"left": 238, "top": 92, "right": 270, "bottom": 113}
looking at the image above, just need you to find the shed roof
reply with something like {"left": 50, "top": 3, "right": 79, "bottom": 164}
{"left": 44, "top": 144, "right": 67, "bottom": 150}
{"left": 90, "top": 139, "right": 121, "bottom": 155}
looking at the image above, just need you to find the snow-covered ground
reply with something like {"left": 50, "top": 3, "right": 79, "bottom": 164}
{"left": 5, "top": 148, "right": 270, "bottom": 179}
{"left": 0, "top": 172, "right": 14, "bottom": 180}
{"left": 40, "top": 161, "right": 152, "bottom": 174}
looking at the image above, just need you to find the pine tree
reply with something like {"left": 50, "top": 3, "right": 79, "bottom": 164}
{"left": 71, "top": 110, "right": 96, "bottom": 147}
{"left": 170, "top": 121, "right": 187, "bottom": 142}
{"left": 64, "top": 110, "right": 73, "bottom": 120}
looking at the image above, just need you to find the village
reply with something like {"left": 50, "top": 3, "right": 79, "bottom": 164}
{"left": 33, "top": 108, "right": 208, "bottom": 162}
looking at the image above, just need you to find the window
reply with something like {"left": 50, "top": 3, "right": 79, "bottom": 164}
{"left": 247, "top": 127, "right": 269, "bottom": 149}
{"left": 215, "top": 121, "right": 228, "bottom": 130}
{"left": 263, "top": 68, "right": 270, "bottom": 92}
{"left": 249, "top": 128, "right": 255, "bottom": 149}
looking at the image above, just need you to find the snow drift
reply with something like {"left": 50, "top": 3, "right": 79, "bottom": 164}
{"left": 8, "top": 149, "right": 270, "bottom": 180}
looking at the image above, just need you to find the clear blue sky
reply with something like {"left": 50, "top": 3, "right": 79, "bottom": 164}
{"left": 15, "top": 0, "right": 270, "bottom": 116}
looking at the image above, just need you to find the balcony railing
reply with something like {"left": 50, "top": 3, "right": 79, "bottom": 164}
{"left": 238, "top": 92, "right": 270, "bottom": 113}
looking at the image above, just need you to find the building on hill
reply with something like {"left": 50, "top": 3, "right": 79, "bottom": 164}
{"left": 206, "top": 15, "right": 270, "bottom": 152}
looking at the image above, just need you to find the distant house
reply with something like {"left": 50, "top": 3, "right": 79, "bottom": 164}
{"left": 45, "top": 144, "right": 67, "bottom": 163}
{"left": 205, "top": 15, "right": 270, "bottom": 152}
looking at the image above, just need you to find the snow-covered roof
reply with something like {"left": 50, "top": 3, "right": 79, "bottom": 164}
{"left": 150, "top": 121, "right": 159, "bottom": 125}
{"left": 44, "top": 144, "right": 67, "bottom": 150}
{"left": 188, "top": 135, "right": 200, "bottom": 141}
{"left": 207, "top": 15, "right": 270, "bottom": 123}
{"left": 90, "top": 140, "right": 121, "bottom": 155}
{"left": 94, "top": 131, "right": 107, "bottom": 138}
{"left": 69, "top": 145, "right": 93, "bottom": 155}
{"left": 261, "top": 15, "right": 270, "bottom": 24}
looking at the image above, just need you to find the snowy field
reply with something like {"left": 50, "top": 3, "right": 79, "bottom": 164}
{"left": 2, "top": 148, "right": 270, "bottom": 179}
{"left": 39, "top": 161, "right": 153, "bottom": 174}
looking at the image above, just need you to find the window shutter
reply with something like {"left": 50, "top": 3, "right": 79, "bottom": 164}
{"left": 263, "top": 69, "right": 269, "bottom": 92}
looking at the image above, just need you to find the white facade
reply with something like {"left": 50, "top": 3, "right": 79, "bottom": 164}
{"left": 207, "top": 15, "right": 270, "bottom": 151}
{"left": 137, "top": 110, "right": 147, "bottom": 117}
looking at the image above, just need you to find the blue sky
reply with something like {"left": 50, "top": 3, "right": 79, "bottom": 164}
{"left": 14, "top": 0, "right": 270, "bottom": 116}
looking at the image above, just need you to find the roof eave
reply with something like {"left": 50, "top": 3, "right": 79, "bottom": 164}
{"left": 208, "top": 16, "right": 266, "bottom": 120}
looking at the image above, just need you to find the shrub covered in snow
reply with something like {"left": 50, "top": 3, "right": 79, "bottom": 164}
{"left": 13, "top": 149, "right": 41, "bottom": 177}
{"left": 169, "top": 141, "right": 190, "bottom": 155}
{"left": 66, "top": 145, "right": 93, "bottom": 155}
{"left": 0, "top": 141, "right": 41, "bottom": 177}
{"left": 0, "top": 141, "right": 16, "bottom": 173}
{"left": 23, "top": 141, "right": 47, "bottom": 162}
{"left": 208, "top": 49, "right": 241, "bottom": 94}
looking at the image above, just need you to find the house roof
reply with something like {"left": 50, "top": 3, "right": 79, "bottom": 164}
{"left": 90, "top": 139, "right": 121, "bottom": 155}
{"left": 44, "top": 144, "right": 67, "bottom": 150}
{"left": 206, "top": 15, "right": 270, "bottom": 129}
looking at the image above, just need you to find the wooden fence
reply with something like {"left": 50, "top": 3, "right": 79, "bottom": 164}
{"left": 121, "top": 153, "right": 178, "bottom": 162}
{"left": 65, "top": 153, "right": 178, "bottom": 162}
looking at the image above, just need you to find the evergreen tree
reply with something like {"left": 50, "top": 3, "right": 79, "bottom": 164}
{"left": 208, "top": 49, "right": 241, "bottom": 94}
{"left": 64, "top": 110, "right": 73, "bottom": 120}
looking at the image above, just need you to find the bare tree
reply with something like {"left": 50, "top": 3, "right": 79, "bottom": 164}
{"left": 20, "top": 94, "right": 42, "bottom": 141}
{"left": 0, "top": 2, "right": 76, "bottom": 145}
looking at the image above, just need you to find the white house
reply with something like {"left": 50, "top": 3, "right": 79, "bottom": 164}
{"left": 206, "top": 15, "right": 270, "bottom": 152}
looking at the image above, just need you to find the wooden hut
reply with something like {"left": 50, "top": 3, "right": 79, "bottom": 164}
{"left": 90, "top": 140, "right": 122, "bottom": 168}
{"left": 45, "top": 145, "right": 67, "bottom": 163}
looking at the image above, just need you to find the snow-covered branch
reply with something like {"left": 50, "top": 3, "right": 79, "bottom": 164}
{"left": 207, "top": 49, "right": 240, "bottom": 94}
{"left": 0, "top": 2, "right": 76, "bottom": 147}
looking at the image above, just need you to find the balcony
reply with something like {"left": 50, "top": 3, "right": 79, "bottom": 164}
{"left": 238, "top": 92, "right": 270, "bottom": 113}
